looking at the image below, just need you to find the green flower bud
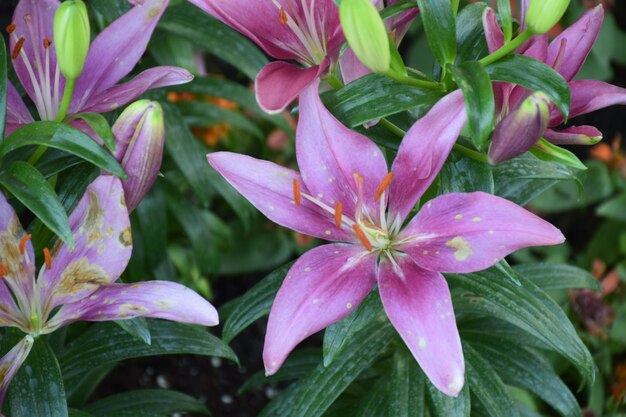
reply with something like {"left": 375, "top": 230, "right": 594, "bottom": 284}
{"left": 340, "top": 0, "right": 390, "bottom": 74}
{"left": 54, "top": 0, "right": 90, "bottom": 80}
{"left": 525, "top": 0, "right": 571, "bottom": 35}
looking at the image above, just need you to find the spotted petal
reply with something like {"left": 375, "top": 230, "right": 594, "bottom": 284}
{"left": 397, "top": 192, "right": 564, "bottom": 274}
{"left": 37, "top": 176, "right": 133, "bottom": 315}
{"left": 546, "top": 5, "right": 604, "bottom": 82}
{"left": 71, "top": 0, "right": 170, "bottom": 112}
{"left": 207, "top": 152, "right": 355, "bottom": 242}
{"left": 378, "top": 255, "right": 464, "bottom": 397}
{"left": 0, "top": 336, "right": 34, "bottom": 409}
{"left": 44, "top": 281, "right": 218, "bottom": 331}
{"left": 264, "top": 243, "right": 376, "bottom": 375}
{"left": 296, "top": 80, "right": 389, "bottom": 220}
{"left": 388, "top": 90, "right": 467, "bottom": 223}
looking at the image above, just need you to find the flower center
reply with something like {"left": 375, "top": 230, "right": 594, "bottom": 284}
{"left": 7, "top": 16, "right": 63, "bottom": 121}
{"left": 272, "top": 0, "right": 328, "bottom": 66}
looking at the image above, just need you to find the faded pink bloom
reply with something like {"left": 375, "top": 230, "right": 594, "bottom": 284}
{"left": 207, "top": 81, "right": 564, "bottom": 396}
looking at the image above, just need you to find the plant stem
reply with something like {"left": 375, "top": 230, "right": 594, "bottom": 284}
{"left": 452, "top": 143, "right": 490, "bottom": 163}
{"left": 379, "top": 118, "right": 406, "bottom": 138}
{"left": 56, "top": 77, "right": 76, "bottom": 122}
{"left": 385, "top": 71, "right": 446, "bottom": 91}
{"left": 479, "top": 29, "right": 533, "bottom": 67}
{"left": 325, "top": 73, "right": 344, "bottom": 90}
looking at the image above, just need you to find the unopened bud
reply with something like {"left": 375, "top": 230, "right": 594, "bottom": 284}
{"left": 113, "top": 100, "right": 164, "bottom": 212}
{"left": 53, "top": 0, "right": 90, "bottom": 80}
{"left": 340, "top": 0, "right": 390, "bottom": 74}
{"left": 488, "top": 92, "right": 551, "bottom": 164}
{"left": 525, "top": 0, "right": 571, "bottom": 35}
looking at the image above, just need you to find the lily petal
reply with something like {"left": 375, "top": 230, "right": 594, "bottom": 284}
{"left": 483, "top": 8, "right": 504, "bottom": 53}
{"left": 378, "top": 255, "right": 464, "bottom": 397}
{"left": 79, "top": 66, "right": 193, "bottom": 114}
{"left": 339, "top": 47, "right": 371, "bottom": 85}
{"left": 71, "top": 0, "right": 169, "bottom": 112}
{"left": 564, "top": 80, "right": 626, "bottom": 122}
{"left": 264, "top": 243, "right": 376, "bottom": 375}
{"left": 6, "top": 81, "right": 34, "bottom": 129}
{"left": 45, "top": 281, "right": 218, "bottom": 331}
{"left": 0, "top": 190, "right": 36, "bottom": 319}
{"left": 398, "top": 192, "right": 564, "bottom": 273}
{"left": 37, "top": 176, "right": 133, "bottom": 314}
{"left": 207, "top": 152, "right": 355, "bottom": 242}
{"left": 389, "top": 90, "right": 467, "bottom": 223}
{"left": 256, "top": 61, "right": 324, "bottom": 114}
{"left": 544, "top": 125, "right": 602, "bottom": 145}
{"left": 296, "top": 80, "right": 388, "bottom": 219}
{"left": 10, "top": 0, "right": 61, "bottom": 115}
{"left": 547, "top": 5, "right": 604, "bottom": 81}
{"left": 0, "top": 336, "right": 34, "bottom": 408}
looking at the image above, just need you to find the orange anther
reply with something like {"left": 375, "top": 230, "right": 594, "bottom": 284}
{"left": 12, "top": 37, "right": 25, "bottom": 60}
{"left": 43, "top": 248, "right": 52, "bottom": 270}
{"left": 279, "top": 7, "right": 288, "bottom": 25}
{"left": 293, "top": 178, "right": 301, "bottom": 206}
{"left": 0, "top": 262, "right": 7, "bottom": 278}
{"left": 352, "top": 224, "right": 372, "bottom": 251}
{"left": 43, "top": 38, "right": 52, "bottom": 48}
{"left": 6, "top": 23, "right": 16, "bottom": 34}
{"left": 334, "top": 202, "right": 343, "bottom": 228}
{"left": 375, "top": 172, "right": 395, "bottom": 201}
{"left": 19, "top": 234, "right": 31, "bottom": 255}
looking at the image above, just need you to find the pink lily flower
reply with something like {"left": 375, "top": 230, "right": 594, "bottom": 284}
{"left": 340, "top": 0, "right": 419, "bottom": 85}
{"left": 484, "top": 5, "right": 626, "bottom": 162}
{"left": 0, "top": 175, "right": 218, "bottom": 405}
{"left": 207, "top": 81, "right": 564, "bottom": 396}
{"left": 186, "top": 0, "right": 343, "bottom": 113}
{"left": 6, "top": 0, "right": 192, "bottom": 135}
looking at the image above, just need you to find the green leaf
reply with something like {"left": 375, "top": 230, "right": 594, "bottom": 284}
{"left": 387, "top": 347, "right": 425, "bottom": 417}
{"left": 0, "top": 122, "right": 126, "bottom": 179}
{"left": 530, "top": 139, "right": 587, "bottom": 171}
{"left": 0, "top": 161, "right": 73, "bottom": 246}
{"left": 438, "top": 150, "right": 495, "bottom": 194}
{"left": 323, "top": 74, "right": 444, "bottom": 127}
{"left": 448, "top": 267, "right": 595, "bottom": 382}
{"left": 449, "top": 62, "right": 495, "bottom": 150}
{"left": 0, "top": 36, "right": 7, "bottom": 139}
{"left": 323, "top": 290, "right": 383, "bottom": 366}
{"left": 114, "top": 317, "right": 152, "bottom": 345}
{"left": 220, "top": 262, "right": 293, "bottom": 344}
{"left": 426, "top": 374, "right": 470, "bottom": 417}
{"left": 464, "top": 344, "right": 519, "bottom": 417}
{"left": 59, "top": 320, "right": 237, "bottom": 388}
{"left": 497, "top": 0, "right": 513, "bottom": 41}
{"left": 456, "top": 3, "right": 489, "bottom": 63}
{"left": 514, "top": 263, "right": 601, "bottom": 292}
{"left": 69, "top": 410, "right": 97, "bottom": 417}
{"left": 84, "top": 389, "right": 211, "bottom": 417}
{"left": 8, "top": 338, "right": 69, "bottom": 417}
{"left": 177, "top": 100, "right": 263, "bottom": 139}
{"left": 259, "top": 320, "right": 395, "bottom": 417}
{"left": 355, "top": 376, "right": 391, "bottom": 417}
{"left": 65, "top": 113, "right": 116, "bottom": 152}
{"left": 65, "top": 364, "right": 116, "bottom": 407}
{"left": 159, "top": 3, "right": 267, "bottom": 80}
{"left": 596, "top": 192, "right": 626, "bottom": 222}
{"left": 415, "top": 0, "right": 457, "bottom": 66}
{"left": 471, "top": 339, "right": 582, "bottom": 417}
{"left": 485, "top": 54, "right": 570, "bottom": 119}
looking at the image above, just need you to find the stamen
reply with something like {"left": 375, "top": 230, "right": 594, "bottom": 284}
{"left": 19, "top": 234, "right": 31, "bottom": 255}
{"left": 0, "top": 262, "right": 7, "bottom": 278}
{"left": 279, "top": 7, "right": 288, "bottom": 25}
{"left": 352, "top": 224, "right": 372, "bottom": 251}
{"left": 334, "top": 202, "right": 343, "bottom": 228}
{"left": 12, "top": 37, "right": 25, "bottom": 60}
{"left": 43, "top": 38, "right": 52, "bottom": 49}
{"left": 293, "top": 178, "right": 302, "bottom": 206}
{"left": 375, "top": 172, "right": 395, "bottom": 201}
{"left": 43, "top": 248, "right": 52, "bottom": 270}
{"left": 6, "top": 23, "right": 16, "bottom": 34}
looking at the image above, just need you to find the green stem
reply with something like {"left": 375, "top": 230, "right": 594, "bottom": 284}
{"left": 55, "top": 77, "right": 75, "bottom": 122}
{"left": 385, "top": 71, "right": 445, "bottom": 91}
{"left": 479, "top": 29, "right": 533, "bottom": 67}
{"left": 379, "top": 118, "right": 406, "bottom": 138}
{"left": 452, "top": 143, "right": 490, "bottom": 163}
{"left": 324, "top": 73, "right": 344, "bottom": 90}
{"left": 27, "top": 145, "right": 48, "bottom": 166}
